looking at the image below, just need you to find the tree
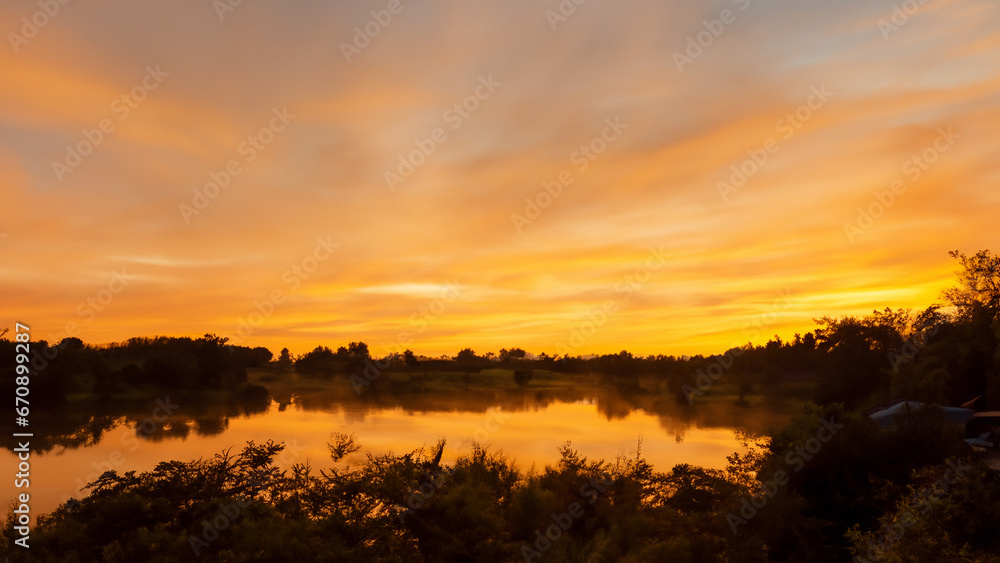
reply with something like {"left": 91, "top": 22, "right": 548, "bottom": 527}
{"left": 295, "top": 346, "right": 337, "bottom": 377}
{"left": 196, "top": 333, "right": 231, "bottom": 389}
{"left": 812, "top": 310, "right": 912, "bottom": 406}
{"left": 455, "top": 348, "right": 478, "bottom": 362}
{"left": 59, "top": 336, "right": 85, "bottom": 351}
{"left": 347, "top": 341, "right": 370, "bottom": 359}
{"left": 498, "top": 348, "right": 526, "bottom": 364}
{"left": 403, "top": 349, "right": 419, "bottom": 369}
{"left": 848, "top": 461, "right": 1000, "bottom": 561}
{"left": 277, "top": 348, "right": 293, "bottom": 372}
{"left": 942, "top": 249, "right": 1000, "bottom": 320}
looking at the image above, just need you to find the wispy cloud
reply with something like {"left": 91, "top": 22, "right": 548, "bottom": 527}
{"left": 1, "top": 0, "right": 997, "bottom": 355}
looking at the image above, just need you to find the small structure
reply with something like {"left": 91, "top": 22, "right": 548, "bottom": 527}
{"left": 866, "top": 399, "right": 975, "bottom": 430}
{"left": 965, "top": 411, "right": 1000, "bottom": 449}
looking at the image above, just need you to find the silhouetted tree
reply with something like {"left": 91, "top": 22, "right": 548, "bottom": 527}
{"left": 403, "top": 349, "right": 419, "bottom": 369}
{"left": 943, "top": 249, "right": 1000, "bottom": 320}
{"left": 295, "top": 346, "right": 337, "bottom": 377}
{"left": 277, "top": 347, "right": 293, "bottom": 372}
{"left": 812, "top": 309, "right": 912, "bottom": 407}
{"left": 348, "top": 341, "right": 370, "bottom": 359}
{"left": 455, "top": 348, "right": 478, "bottom": 362}
{"left": 499, "top": 348, "right": 526, "bottom": 364}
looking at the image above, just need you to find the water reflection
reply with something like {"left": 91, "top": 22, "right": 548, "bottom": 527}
{"left": 273, "top": 377, "right": 796, "bottom": 445}
{"left": 0, "top": 389, "right": 269, "bottom": 454}
{"left": 2, "top": 377, "right": 796, "bottom": 455}
{"left": 1, "top": 376, "right": 802, "bottom": 523}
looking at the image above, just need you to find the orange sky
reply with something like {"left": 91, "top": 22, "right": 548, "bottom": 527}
{"left": 1, "top": 0, "right": 998, "bottom": 358}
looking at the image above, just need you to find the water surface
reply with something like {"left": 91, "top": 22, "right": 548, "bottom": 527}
{"left": 2, "top": 376, "right": 798, "bottom": 520}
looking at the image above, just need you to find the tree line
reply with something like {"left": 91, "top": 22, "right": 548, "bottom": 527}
{"left": 2, "top": 249, "right": 1000, "bottom": 560}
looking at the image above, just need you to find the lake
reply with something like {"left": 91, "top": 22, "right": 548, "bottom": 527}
{"left": 1, "top": 371, "right": 800, "bottom": 520}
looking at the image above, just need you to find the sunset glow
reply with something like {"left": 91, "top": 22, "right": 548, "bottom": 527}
{"left": 2, "top": 0, "right": 998, "bottom": 357}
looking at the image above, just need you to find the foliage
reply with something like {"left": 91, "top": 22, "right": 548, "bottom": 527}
{"left": 943, "top": 249, "right": 1000, "bottom": 321}
{"left": 848, "top": 460, "right": 1000, "bottom": 562}
{"left": 4, "top": 250, "right": 1000, "bottom": 560}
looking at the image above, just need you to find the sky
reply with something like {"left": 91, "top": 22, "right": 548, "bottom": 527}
{"left": 1, "top": 0, "right": 998, "bottom": 358}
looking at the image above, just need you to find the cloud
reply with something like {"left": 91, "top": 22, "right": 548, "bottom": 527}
{"left": 2, "top": 0, "right": 998, "bottom": 355}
